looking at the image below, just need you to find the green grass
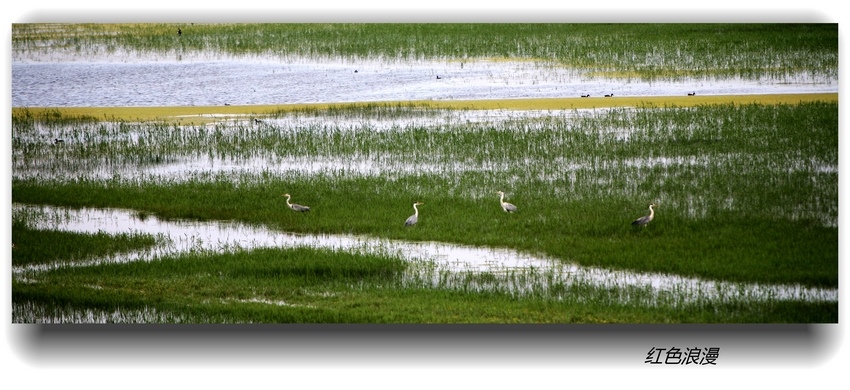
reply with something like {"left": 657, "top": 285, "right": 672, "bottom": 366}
{"left": 10, "top": 22, "right": 838, "bottom": 323}
{"left": 11, "top": 93, "right": 838, "bottom": 126}
{"left": 11, "top": 175, "right": 837, "bottom": 289}
{"left": 12, "top": 216, "right": 159, "bottom": 267}
{"left": 13, "top": 23, "right": 837, "bottom": 81}
{"left": 12, "top": 102, "right": 838, "bottom": 290}
{"left": 12, "top": 245, "right": 837, "bottom": 323}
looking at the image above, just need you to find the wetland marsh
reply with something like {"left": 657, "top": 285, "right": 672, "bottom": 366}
{"left": 10, "top": 23, "right": 838, "bottom": 323}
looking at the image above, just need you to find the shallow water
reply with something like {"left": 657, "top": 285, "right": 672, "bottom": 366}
{"left": 12, "top": 104, "right": 838, "bottom": 228}
{"left": 9, "top": 108, "right": 579, "bottom": 183}
{"left": 12, "top": 52, "right": 838, "bottom": 318}
{"left": 11, "top": 57, "right": 838, "bottom": 107}
{"left": 13, "top": 203, "right": 838, "bottom": 307}
{"left": 12, "top": 301, "right": 191, "bottom": 324}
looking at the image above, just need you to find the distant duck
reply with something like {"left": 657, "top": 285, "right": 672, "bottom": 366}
{"left": 254, "top": 118, "right": 263, "bottom": 124}
{"left": 436, "top": 75, "right": 442, "bottom": 79}
{"left": 224, "top": 103, "right": 231, "bottom": 106}
{"left": 604, "top": 93, "right": 614, "bottom": 98}
{"left": 687, "top": 92, "right": 696, "bottom": 96}
{"left": 177, "top": 28, "right": 182, "bottom": 36}
{"left": 53, "top": 138, "right": 65, "bottom": 144}
{"left": 354, "top": 70, "right": 358, "bottom": 73}
{"left": 580, "top": 94, "right": 590, "bottom": 98}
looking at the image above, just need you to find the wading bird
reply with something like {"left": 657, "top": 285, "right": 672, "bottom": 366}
{"left": 632, "top": 203, "right": 656, "bottom": 227}
{"left": 282, "top": 193, "right": 311, "bottom": 212}
{"left": 405, "top": 202, "right": 424, "bottom": 226}
{"left": 496, "top": 191, "right": 518, "bottom": 213}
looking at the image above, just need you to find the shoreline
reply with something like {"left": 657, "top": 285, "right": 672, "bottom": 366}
{"left": 12, "top": 92, "right": 838, "bottom": 125}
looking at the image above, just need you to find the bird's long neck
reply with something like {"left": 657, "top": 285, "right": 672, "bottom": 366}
{"left": 285, "top": 195, "right": 292, "bottom": 206}
{"left": 648, "top": 205, "right": 654, "bottom": 217}
{"left": 499, "top": 193, "right": 505, "bottom": 203}
{"left": 413, "top": 204, "right": 419, "bottom": 216}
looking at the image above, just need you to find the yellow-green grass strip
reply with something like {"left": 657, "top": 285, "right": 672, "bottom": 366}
{"left": 420, "top": 93, "right": 838, "bottom": 110}
{"left": 13, "top": 93, "right": 837, "bottom": 125}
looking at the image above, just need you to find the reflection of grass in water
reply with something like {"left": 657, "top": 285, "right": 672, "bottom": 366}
{"left": 11, "top": 213, "right": 158, "bottom": 267}
{"left": 12, "top": 23, "right": 837, "bottom": 81}
{"left": 12, "top": 101, "right": 838, "bottom": 292}
{"left": 13, "top": 173, "right": 837, "bottom": 289}
{"left": 589, "top": 67, "right": 831, "bottom": 81}
{"left": 10, "top": 22, "right": 838, "bottom": 323}
{"left": 11, "top": 244, "right": 838, "bottom": 323}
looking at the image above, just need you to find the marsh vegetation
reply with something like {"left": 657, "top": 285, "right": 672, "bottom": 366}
{"left": 12, "top": 23, "right": 838, "bottom": 81}
{"left": 11, "top": 23, "right": 838, "bottom": 323}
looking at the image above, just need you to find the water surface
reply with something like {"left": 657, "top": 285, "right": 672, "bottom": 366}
{"left": 12, "top": 57, "right": 837, "bottom": 107}
{"left": 13, "top": 203, "right": 838, "bottom": 307}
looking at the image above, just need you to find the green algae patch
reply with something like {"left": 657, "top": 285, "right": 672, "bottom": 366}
{"left": 13, "top": 93, "right": 837, "bottom": 124}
